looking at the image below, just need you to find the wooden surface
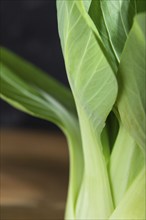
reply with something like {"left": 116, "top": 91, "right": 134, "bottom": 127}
{"left": 0, "top": 129, "right": 69, "bottom": 220}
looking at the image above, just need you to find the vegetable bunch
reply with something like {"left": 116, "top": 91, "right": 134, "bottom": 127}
{"left": 0, "top": 1, "right": 145, "bottom": 219}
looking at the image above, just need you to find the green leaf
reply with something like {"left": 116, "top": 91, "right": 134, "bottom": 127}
{"left": 108, "top": 13, "right": 146, "bottom": 214}
{"left": 135, "top": 0, "right": 146, "bottom": 13}
{"left": 100, "top": 0, "right": 145, "bottom": 61}
{"left": 117, "top": 13, "right": 146, "bottom": 153}
{"left": 0, "top": 62, "right": 78, "bottom": 132}
{"left": 83, "top": 0, "right": 91, "bottom": 12}
{"left": 57, "top": 1, "right": 118, "bottom": 218}
{"left": 0, "top": 49, "right": 84, "bottom": 219}
{"left": 109, "top": 168, "right": 146, "bottom": 219}
{"left": 58, "top": 0, "right": 118, "bottom": 135}
{"left": 109, "top": 124, "right": 145, "bottom": 206}
{"left": 0, "top": 47, "right": 76, "bottom": 115}
{"left": 89, "top": 0, "right": 118, "bottom": 72}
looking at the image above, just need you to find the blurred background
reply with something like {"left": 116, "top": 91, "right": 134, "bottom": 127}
{"left": 0, "top": 1, "right": 69, "bottom": 219}
{"left": 0, "top": 0, "right": 69, "bottom": 130}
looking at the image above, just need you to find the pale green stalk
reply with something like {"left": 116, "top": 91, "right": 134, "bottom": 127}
{"left": 109, "top": 124, "right": 145, "bottom": 206}
{"left": 75, "top": 106, "right": 114, "bottom": 219}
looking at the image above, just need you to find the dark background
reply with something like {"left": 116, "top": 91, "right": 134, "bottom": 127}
{"left": 0, "top": 0, "right": 68, "bottom": 130}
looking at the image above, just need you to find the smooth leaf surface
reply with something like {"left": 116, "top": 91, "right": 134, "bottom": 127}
{"left": 135, "top": 0, "right": 146, "bottom": 13}
{"left": 58, "top": 0, "right": 117, "bottom": 135}
{"left": 108, "top": 13, "right": 146, "bottom": 215}
{"left": 0, "top": 62, "right": 76, "bottom": 131}
{"left": 0, "top": 56, "right": 84, "bottom": 219}
{"left": 0, "top": 47, "right": 76, "bottom": 115}
{"left": 83, "top": 0, "right": 91, "bottom": 12}
{"left": 57, "top": 1, "right": 118, "bottom": 218}
{"left": 109, "top": 168, "right": 146, "bottom": 219}
{"left": 100, "top": 0, "right": 145, "bottom": 61}
{"left": 1, "top": 1, "right": 145, "bottom": 219}
{"left": 109, "top": 125, "right": 145, "bottom": 206}
{"left": 117, "top": 13, "right": 146, "bottom": 152}
{"left": 89, "top": 0, "right": 118, "bottom": 72}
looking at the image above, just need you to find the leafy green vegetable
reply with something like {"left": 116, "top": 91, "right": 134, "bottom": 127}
{"left": 89, "top": 0, "right": 118, "bottom": 71}
{"left": 109, "top": 168, "right": 145, "bottom": 219}
{"left": 0, "top": 48, "right": 84, "bottom": 219}
{"left": 117, "top": 13, "right": 146, "bottom": 152}
{"left": 0, "top": 0, "right": 145, "bottom": 219}
{"left": 100, "top": 0, "right": 146, "bottom": 61}
{"left": 0, "top": 47, "right": 76, "bottom": 115}
{"left": 57, "top": 1, "right": 117, "bottom": 218}
{"left": 109, "top": 124, "right": 144, "bottom": 207}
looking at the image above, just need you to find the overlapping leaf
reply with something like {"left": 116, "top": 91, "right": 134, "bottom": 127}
{"left": 117, "top": 13, "right": 146, "bottom": 152}
{"left": 108, "top": 12, "right": 146, "bottom": 217}
{"left": 109, "top": 125, "right": 144, "bottom": 206}
{"left": 0, "top": 61, "right": 75, "bottom": 132}
{"left": 1, "top": 1, "right": 145, "bottom": 219}
{"left": 1, "top": 47, "right": 76, "bottom": 115}
{"left": 99, "top": 0, "right": 146, "bottom": 62}
{"left": 89, "top": 0, "right": 118, "bottom": 71}
{"left": 57, "top": 1, "right": 117, "bottom": 218}
{"left": 83, "top": 0, "right": 91, "bottom": 12}
{"left": 58, "top": 1, "right": 117, "bottom": 135}
{"left": 109, "top": 168, "right": 145, "bottom": 219}
{"left": 0, "top": 47, "right": 84, "bottom": 219}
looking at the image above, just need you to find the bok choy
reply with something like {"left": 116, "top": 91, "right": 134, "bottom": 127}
{"left": 0, "top": 0, "right": 145, "bottom": 219}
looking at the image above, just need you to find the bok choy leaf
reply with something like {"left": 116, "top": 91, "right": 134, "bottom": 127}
{"left": 57, "top": 1, "right": 117, "bottom": 218}
{"left": 0, "top": 0, "right": 145, "bottom": 219}
{"left": 0, "top": 47, "right": 76, "bottom": 114}
{"left": 0, "top": 47, "right": 84, "bottom": 219}
{"left": 109, "top": 12, "right": 146, "bottom": 216}
{"left": 100, "top": 0, "right": 146, "bottom": 61}
{"left": 117, "top": 13, "right": 146, "bottom": 152}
